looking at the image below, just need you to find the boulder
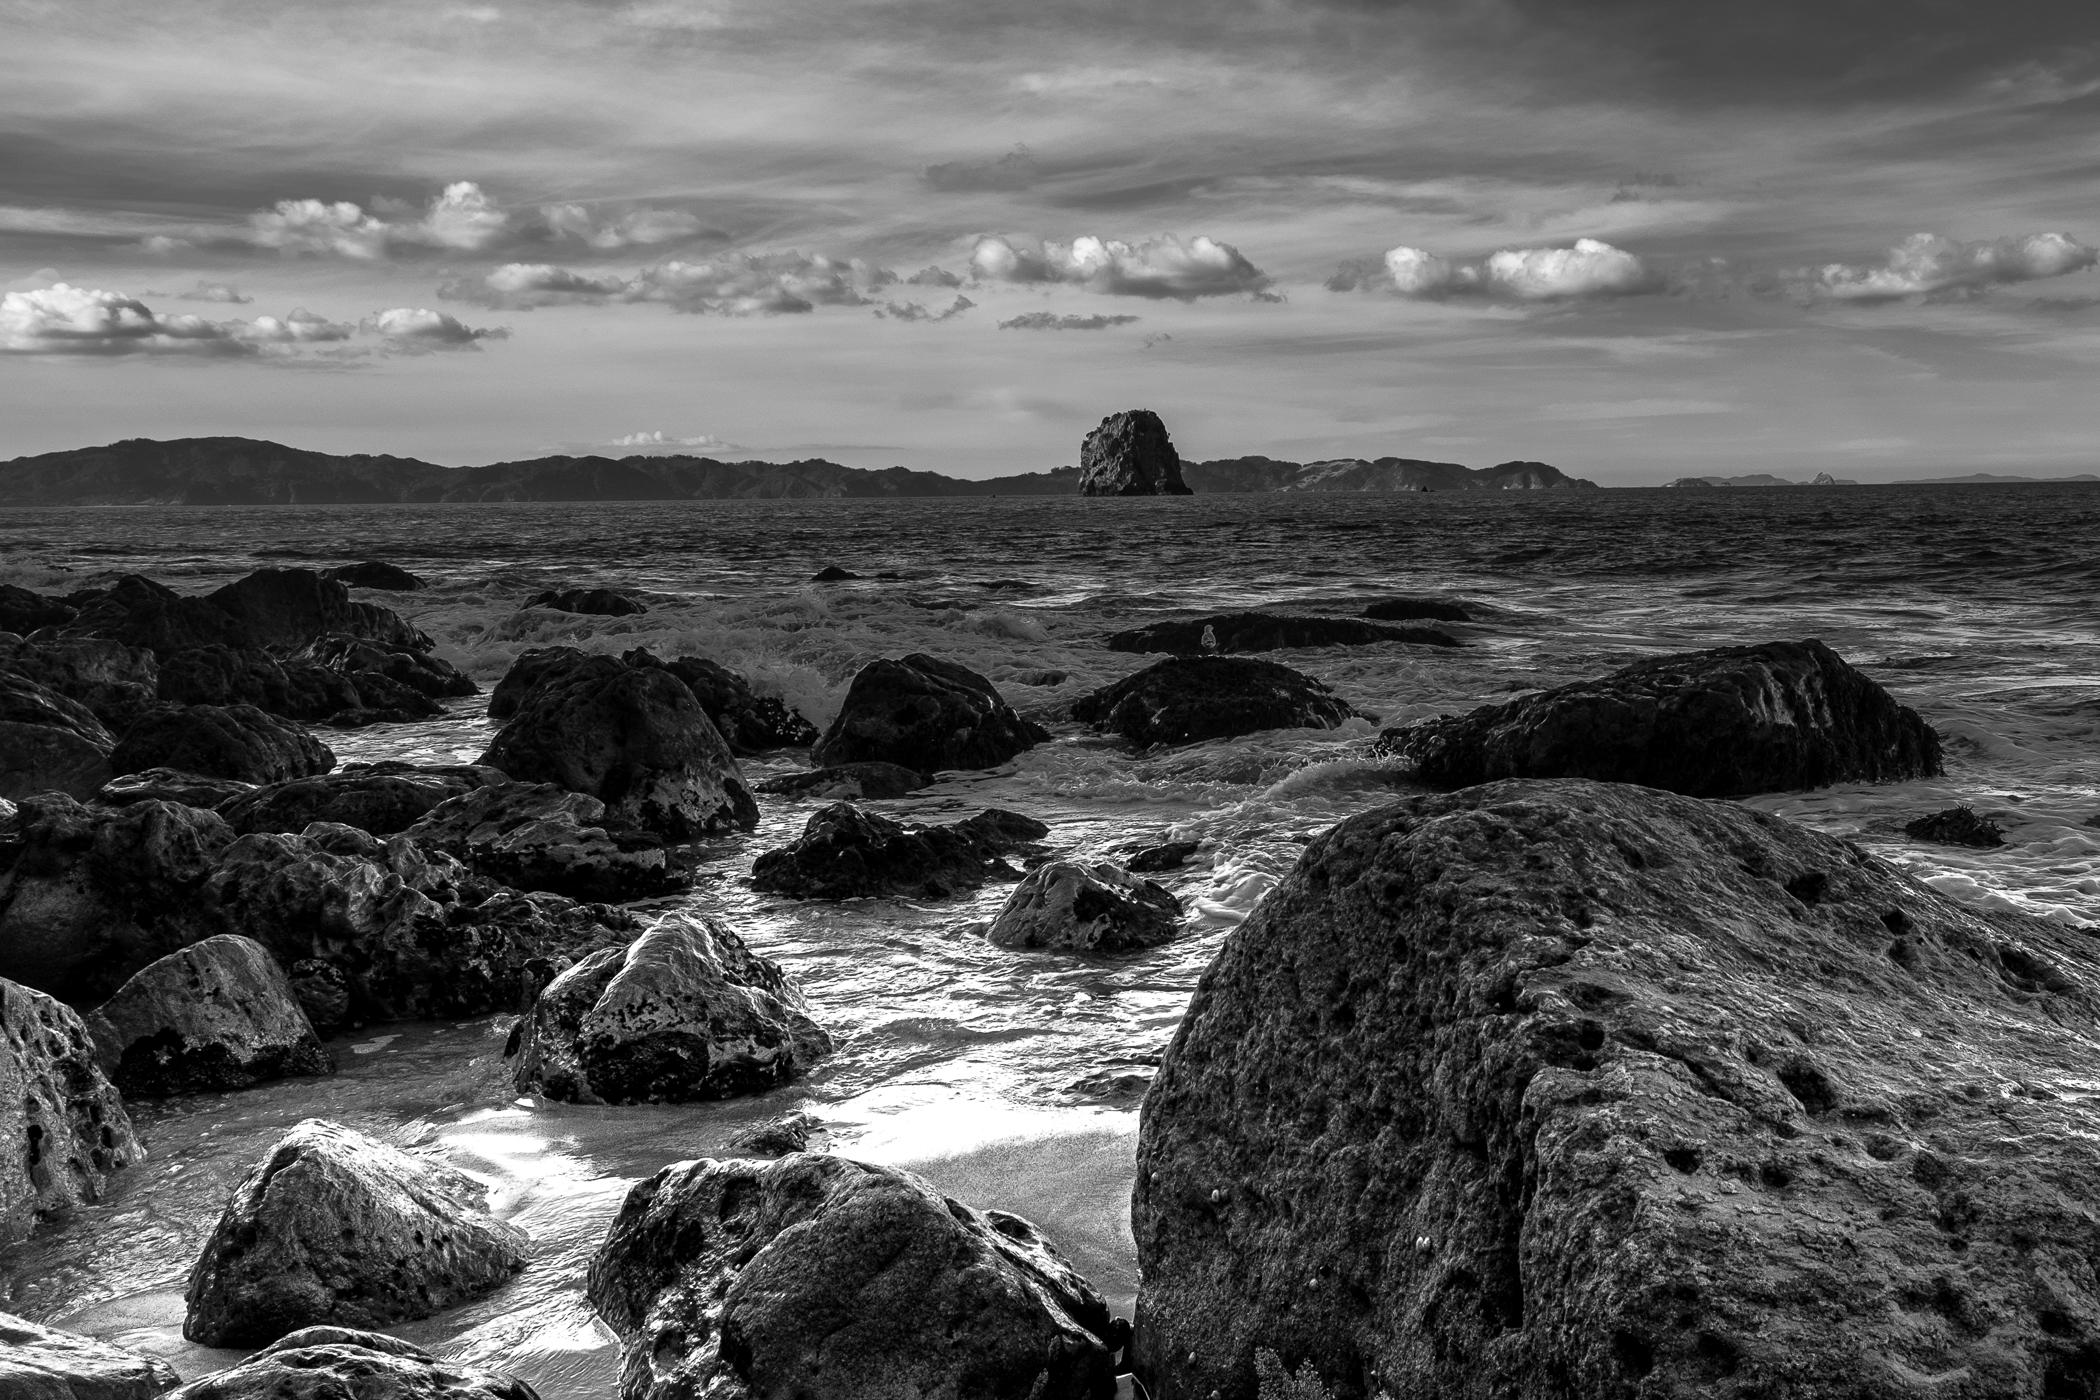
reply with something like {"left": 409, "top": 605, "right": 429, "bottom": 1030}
{"left": 163, "top": 1328, "right": 535, "bottom": 1400}
{"left": 154, "top": 644, "right": 361, "bottom": 722}
{"left": 1071, "top": 656, "right": 1359, "bottom": 747}
{"left": 812, "top": 653, "right": 1047, "bottom": 773}
{"left": 1105, "top": 612, "right": 1459, "bottom": 655}
{"left": 1376, "top": 638, "right": 1944, "bottom": 797}
{"left": 1362, "top": 596, "right": 1474, "bottom": 623}
{"left": 216, "top": 762, "right": 509, "bottom": 837}
{"left": 751, "top": 803, "right": 1049, "bottom": 900}
{"left": 511, "top": 913, "right": 830, "bottom": 1104}
{"left": 0, "top": 585, "right": 76, "bottom": 635}
{"left": 86, "top": 934, "right": 333, "bottom": 1095}
{"left": 986, "top": 860, "right": 1181, "bottom": 953}
{"left": 292, "top": 633, "right": 477, "bottom": 702}
{"left": 479, "top": 657, "right": 757, "bottom": 838}
{"left": 0, "top": 1311, "right": 179, "bottom": 1400}
{"left": 485, "top": 646, "right": 589, "bottom": 720}
{"left": 811, "top": 565, "right": 858, "bottom": 582}
{"left": 1077, "top": 408, "right": 1192, "bottom": 497}
{"left": 0, "top": 635, "right": 159, "bottom": 730}
{"left": 1131, "top": 777, "right": 2100, "bottom": 1400}
{"left": 726, "top": 1111, "right": 826, "bottom": 1157}
{"left": 205, "top": 568, "right": 430, "bottom": 652}
{"left": 62, "top": 575, "right": 249, "bottom": 658}
{"left": 752, "top": 761, "right": 930, "bottom": 801}
{"left": 523, "top": 587, "right": 645, "bottom": 616}
{"left": 325, "top": 560, "right": 428, "bottom": 591}
{"left": 1127, "top": 839, "right": 1202, "bottom": 873}
{"left": 405, "top": 782, "right": 685, "bottom": 902}
{"left": 587, "top": 1152, "right": 1119, "bottom": 1400}
{"left": 621, "top": 648, "right": 818, "bottom": 753}
{"left": 111, "top": 703, "right": 335, "bottom": 785}
{"left": 96, "top": 768, "right": 256, "bottom": 810}
{"left": 0, "top": 977, "right": 141, "bottom": 1245}
{"left": 1906, "top": 805, "right": 2006, "bottom": 848}
{"left": 184, "top": 1118, "right": 528, "bottom": 1347}
{"left": 0, "top": 672, "right": 114, "bottom": 801}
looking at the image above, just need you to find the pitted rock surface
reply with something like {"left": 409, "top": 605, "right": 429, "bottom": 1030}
{"left": 0, "top": 978, "right": 140, "bottom": 1245}
{"left": 1077, "top": 409, "right": 1192, "bottom": 497}
{"left": 87, "top": 934, "right": 332, "bottom": 1095}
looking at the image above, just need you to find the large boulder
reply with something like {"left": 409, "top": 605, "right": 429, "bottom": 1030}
{"left": 1105, "top": 612, "right": 1459, "bottom": 655}
{"left": 111, "top": 703, "right": 335, "bottom": 785}
{"left": 154, "top": 643, "right": 361, "bottom": 722}
{"left": 1071, "top": 656, "right": 1359, "bottom": 747}
{"left": 511, "top": 913, "right": 830, "bottom": 1104}
{"left": 0, "top": 672, "right": 114, "bottom": 801}
{"left": 622, "top": 648, "right": 818, "bottom": 753}
{"left": 485, "top": 646, "right": 590, "bottom": 720}
{"left": 291, "top": 632, "right": 477, "bottom": 703}
{"left": 164, "top": 1328, "right": 534, "bottom": 1400}
{"left": 217, "top": 762, "right": 509, "bottom": 836}
{"left": 1377, "top": 638, "right": 1943, "bottom": 797}
{"left": 811, "top": 653, "right": 1048, "bottom": 773}
{"left": 750, "top": 803, "right": 1048, "bottom": 901}
{"left": 986, "top": 860, "right": 1181, "bottom": 953}
{"left": 0, "top": 1311, "right": 179, "bottom": 1400}
{"left": 1077, "top": 408, "right": 1192, "bottom": 497}
{"left": 205, "top": 568, "right": 430, "bottom": 652}
{"left": 325, "top": 560, "right": 428, "bottom": 590}
{"left": 0, "top": 635, "right": 160, "bottom": 730}
{"left": 0, "top": 977, "right": 141, "bottom": 1245}
{"left": 1131, "top": 778, "right": 2100, "bottom": 1400}
{"left": 480, "top": 657, "right": 756, "bottom": 838}
{"left": 185, "top": 1118, "right": 528, "bottom": 1347}
{"left": 753, "top": 761, "right": 930, "bottom": 801}
{"left": 62, "top": 575, "right": 249, "bottom": 658}
{"left": 0, "top": 585, "right": 76, "bottom": 635}
{"left": 588, "top": 1152, "right": 1119, "bottom": 1400}
{"left": 523, "top": 587, "right": 646, "bottom": 616}
{"left": 405, "top": 782, "right": 685, "bottom": 902}
{"left": 86, "top": 934, "right": 332, "bottom": 1095}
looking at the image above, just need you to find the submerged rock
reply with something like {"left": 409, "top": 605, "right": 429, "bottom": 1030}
{"left": 405, "top": 782, "right": 685, "bottom": 902}
{"left": 1105, "top": 611, "right": 1459, "bottom": 655}
{"left": 87, "top": 934, "right": 332, "bottom": 1095}
{"left": 0, "top": 634, "right": 159, "bottom": 731}
{"left": 1361, "top": 595, "right": 1474, "bottom": 623}
{"left": 1905, "top": 805, "right": 2007, "bottom": 848}
{"left": 0, "top": 671, "right": 114, "bottom": 801}
{"left": 750, "top": 802, "right": 1049, "bottom": 900}
{"left": 726, "top": 1111, "right": 827, "bottom": 1157}
{"left": 216, "top": 762, "right": 508, "bottom": 837}
{"left": 1077, "top": 408, "right": 1191, "bottom": 497}
{"left": 324, "top": 560, "right": 428, "bottom": 591}
{"left": 588, "top": 1152, "right": 1119, "bottom": 1400}
{"left": 0, "top": 977, "right": 141, "bottom": 1245}
{"left": 111, "top": 703, "right": 335, "bottom": 785}
{"left": 184, "top": 1119, "right": 529, "bottom": 1348}
{"left": 986, "top": 860, "right": 1180, "bottom": 953}
{"left": 1131, "top": 777, "right": 2100, "bottom": 1400}
{"left": 1126, "top": 838, "right": 1202, "bottom": 872}
{"left": 812, "top": 653, "right": 1047, "bottom": 773}
{"left": 751, "top": 761, "right": 930, "bottom": 801}
{"left": 512, "top": 913, "right": 830, "bottom": 1104}
{"left": 523, "top": 587, "right": 646, "bottom": 616}
{"left": 96, "top": 768, "right": 256, "bottom": 810}
{"left": 164, "top": 1328, "right": 536, "bottom": 1400}
{"left": 1376, "top": 638, "right": 1943, "bottom": 797}
{"left": 0, "top": 1310, "right": 179, "bottom": 1399}
{"left": 1071, "top": 656, "right": 1359, "bottom": 747}
{"left": 810, "top": 565, "right": 859, "bottom": 581}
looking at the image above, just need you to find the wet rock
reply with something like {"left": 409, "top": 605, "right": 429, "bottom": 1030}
{"left": 0, "top": 635, "right": 160, "bottom": 730}
{"left": 111, "top": 703, "right": 335, "bottom": 785}
{"left": 1077, "top": 408, "right": 1192, "bottom": 497}
{"left": 1105, "top": 611, "right": 1459, "bottom": 655}
{"left": 751, "top": 761, "right": 930, "bottom": 801}
{"left": 154, "top": 644, "right": 362, "bottom": 722}
{"left": 1063, "top": 1057, "right": 1159, "bottom": 1105}
{"left": 810, "top": 565, "right": 859, "bottom": 582}
{"left": 184, "top": 1118, "right": 528, "bottom": 1347}
{"left": 812, "top": 653, "right": 1047, "bottom": 773}
{"left": 164, "top": 1327, "right": 536, "bottom": 1400}
{"left": 484, "top": 646, "right": 589, "bottom": 720}
{"left": 1377, "top": 638, "right": 1944, "bottom": 797}
{"left": 95, "top": 768, "right": 256, "bottom": 810}
{"left": 1012, "top": 668, "right": 1070, "bottom": 687}
{"left": 0, "top": 585, "right": 76, "bottom": 635}
{"left": 726, "top": 1111, "right": 826, "bottom": 1157}
{"left": 1362, "top": 595, "right": 1474, "bottom": 623}
{"left": 588, "top": 1152, "right": 1118, "bottom": 1400}
{"left": 1072, "top": 656, "right": 1359, "bottom": 747}
{"left": 1131, "top": 777, "right": 2100, "bottom": 1400}
{"left": 0, "top": 672, "right": 114, "bottom": 801}
{"left": 324, "top": 561, "right": 428, "bottom": 591}
{"left": 86, "top": 934, "right": 332, "bottom": 1095}
{"left": 523, "top": 587, "right": 646, "bottom": 616}
{"left": 1905, "top": 805, "right": 2007, "bottom": 848}
{"left": 750, "top": 802, "right": 1049, "bottom": 900}
{"left": 480, "top": 657, "right": 757, "bottom": 838}
{"left": 61, "top": 575, "right": 250, "bottom": 658}
{"left": 286, "top": 634, "right": 474, "bottom": 722}
{"left": 205, "top": 568, "right": 431, "bottom": 653}
{"left": 217, "top": 762, "right": 509, "bottom": 837}
{"left": 986, "top": 860, "right": 1181, "bottom": 953}
{"left": 0, "top": 977, "right": 141, "bottom": 1245}
{"left": 405, "top": 782, "right": 685, "bottom": 902}
{"left": 512, "top": 913, "right": 830, "bottom": 1104}
{"left": 1127, "top": 838, "right": 1202, "bottom": 872}
{"left": 621, "top": 648, "right": 818, "bottom": 753}
{"left": 287, "top": 959, "right": 352, "bottom": 1038}
{"left": 0, "top": 1310, "right": 179, "bottom": 1399}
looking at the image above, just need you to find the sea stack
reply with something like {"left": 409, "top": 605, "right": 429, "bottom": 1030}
{"left": 1077, "top": 410, "right": 1193, "bottom": 496}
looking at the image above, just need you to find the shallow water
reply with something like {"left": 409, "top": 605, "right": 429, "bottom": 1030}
{"left": 2, "top": 485, "right": 2096, "bottom": 1390}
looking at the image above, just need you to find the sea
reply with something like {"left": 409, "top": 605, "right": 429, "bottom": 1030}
{"left": 1, "top": 483, "right": 2096, "bottom": 1393}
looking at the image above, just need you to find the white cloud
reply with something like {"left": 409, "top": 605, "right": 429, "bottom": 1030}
{"left": 239, "top": 308, "right": 355, "bottom": 343}
{"left": 1812, "top": 232, "right": 2099, "bottom": 302}
{"left": 0, "top": 283, "right": 251, "bottom": 356}
{"left": 607, "top": 430, "right": 742, "bottom": 453}
{"left": 1333, "top": 237, "right": 1657, "bottom": 301}
{"left": 361, "top": 306, "right": 509, "bottom": 350}
{"left": 969, "top": 233, "right": 1269, "bottom": 299}
{"left": 441, "top": 252, "right": 894, "bottom": 314}
{"left": 249, "top": 181, "right": 511, "bottom": 259}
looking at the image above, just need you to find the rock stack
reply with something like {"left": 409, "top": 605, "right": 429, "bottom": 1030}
{"left": 1076, "top": 410, "right": 1193, "bottom": 497}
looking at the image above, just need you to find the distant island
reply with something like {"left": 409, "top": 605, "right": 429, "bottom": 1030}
{"left": 1670, "top": 470, "right": 2098, "bottom": 488}
{"left": 0, "top": 438, "right": 1599, "bottom": 505}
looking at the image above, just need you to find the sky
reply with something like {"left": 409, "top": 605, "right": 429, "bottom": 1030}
{"left": 2, "top": 0, "right": 2098, "bottom": 484}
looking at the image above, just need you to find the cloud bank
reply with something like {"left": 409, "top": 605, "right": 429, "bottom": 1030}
{"left": 1810, "top": 232, "right": 2098, "bottom": 302}
{"left": 2, "top": 284, "right": 492, "bottom": 358}
{"left": 251, "top": 182, "right": 511, "bottom": 259}
{"left": 441, "top": 252, "right": 895, "bottom": 314}
{"left": 875, "top": 296, "right": 974, "bottom": 322}
{"left": 1330, "top": 238, "right": 1657, "bottom": 301}
{"left": 969, "top": 234, "right": 1269, "bottom": 299}
{"left": 999, "top": 312, "right": 1142, "bottom": 330}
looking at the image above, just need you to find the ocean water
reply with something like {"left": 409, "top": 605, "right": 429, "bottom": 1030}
{"left": 1, "top": 484, "right": 2096, "bottom": 1393}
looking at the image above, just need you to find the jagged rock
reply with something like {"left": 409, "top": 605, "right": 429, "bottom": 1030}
{"left": 810, "top": 565, "right": 859, "bottom": 581}
{"left": 164, "top": 1328, "right": 535, "bottom": 1400}
{"left": 184, "top": 1118, "right": 528, "bottom": 1347}
{"left": 512, "top": 913, "right": 830, "bottom": 1104}
{"left": 986, "top": 861, "right": 1180, "bottom": 953}
{"left": 325, "top": 561, "right": 428, "bottom": 591}
{"left": 287, "top": 959, "right": 352, "bottom": 1038}
{"left": 751, "top": 761, "right": 930, "bottom": 801}
{"left": 588, "top": 1152, "right": 1119, "bottom": 1400}
{"left": 293, "top": 633, "right": 476, "bottom": 702}
{"left": 205, "top": 568, "right": 431, "bottom": 652}
{"left": 0, "top": 635, "right": 159, "bottom": 730}
{"left": 1072, "top": 656, "right": 1359, "bottom": 747}
{"left": 0, "top": 977, "right": 141, "bottom": 1245}
{"left": 87, "top": 934, "right": 332, "bottom": 1095}
{"left": 523, "top": 587, "right": 645, "bottom": 616}
{"left": 1377, "top": 638, "right": 1944, "bottom": 797}
{"left": 96, "top": 768, "right": 257, "bottom": 810}
{"left": 154, "top": 643, "right": 361, "bottom": 722}
{"left": 62, "top": 575, "right": 250, "bottom": 658}
{"left": 1077, "top": 408, "right": 1192, "bottom": 497}
{"left": 621, "top": 648, "right": 818, "bottom": 753}
{"left": 405, "top": 782, "right": 685, "bottom": 901}
{"left": 0, "top": 585, "right": 76, "bottom": 635}
{"left": 216, "top": 762, "right": 509, "bottom": 837}
{"left": 0, "top": 672, "right": 114, "bottom": 801}
{"left": 751, "top": 803, "right": 1048, "bottom": 900}
{"left": 812, "top": 653, "right": 1047, "bottom": 773}
{"left": 1127, "top": 839, "right": 1201, "bottom": 872}
{"left": 1905, "top": 805, "right": 2007, "bottom": 848}
{"left": 480, "top": 656, "right": 756, "bottom": 838}
{"left": 111, "top": 703, "right": 334, "bottom": 785}
{"left": 1105, "top": 611, "right": 1459, "bottom": 655}
{"left": 1362, "top": 596, "right": 1474, "bottom": 623}
{"left": 1131, "top": 777, "right": 2100, "bottom": 1400}
{"left": 0, "top": 1310, "right": 179, "bottom": 1399}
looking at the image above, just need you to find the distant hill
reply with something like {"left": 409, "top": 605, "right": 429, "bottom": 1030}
{"left": 0, "top": 437, "right": 1594, "bottom": 505}
{"left": 1886, "top": 472, "right": 2100, "bottom": 484}
{"left": 1665, "top": 474, "right": 1805, "bottom": 488}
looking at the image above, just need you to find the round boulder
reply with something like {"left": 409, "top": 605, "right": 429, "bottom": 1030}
{"left": 812, "top": 653, "right": 1047, "bottom": 773}
{"left": 111, "top": 703, "right": 334, "bottom": 785}
{"left": 986, "top": 860, "right": 1180, "bottom": 953}
{"left": 87, "top": 934, "right": 333, "bottom": 1095}
{"left": 1070, "top": 656, "right": 1357, "bottom": 747}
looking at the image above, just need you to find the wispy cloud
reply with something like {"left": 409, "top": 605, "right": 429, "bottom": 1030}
{"left": 923, "top": 147, "right": 1040, "bottom": 193}
{"left": 969, "top": 234, "right": 1269, "bottom": 299}
{"left": 874, "top": 296, "right": 974, "bottom": 322}
{"left": 998, "top": 311, "right": 1142, "bottom": 330}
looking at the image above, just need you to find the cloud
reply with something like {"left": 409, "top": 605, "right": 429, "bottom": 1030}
{"left": 607, "top": 430, "right": 742, "bottom": 453}
{"left": 1810, "top": 232, "right": 2098, "bottom": 302}
{"left": 1, "top": 283, "right": 253, "bottom": 356}
{"left": 969, "top": 233, "right": 1269, "bottom": 299}
{"left": 998, "top": 311, "right": 1142, "bottom": 330}
{"left": 924, "top": 147, "right": 1039, "bottom": 193}
{"left": 906, "top": 266, "right": 962, "bottom": 288}
{"left": 541, "top": 203, "right": 712, "bottom": 249}
{"left": 361, "top": 306, "right": 508, "bottom": 350}
{"left": 875, "top": 296, "right": 974, "bottom": 322}
{"left": 1329, "top": 238, "right": 1657, "bottom": 301}
{"left": 441, "top": 252, "right": 894, "bottom": 314}
{"left": 249, "top": 181, "right": 510, "bottom": 259}
{"left": 440, "top": 262, "right": 631, "bottom": 307}
{"left": 158, "top": 280, "right": 252, "bottom": 304}
{"left": 240, "top": 308, "right": 356, "bottom": 343}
